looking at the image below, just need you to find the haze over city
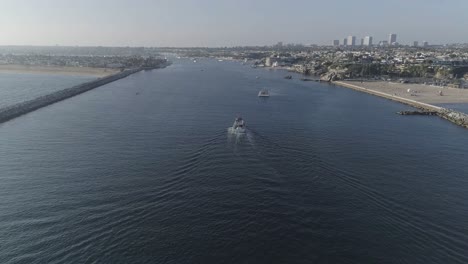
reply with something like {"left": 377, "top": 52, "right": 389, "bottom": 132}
{"left": 1, "top": 0, "right": 468, "bottom": 47}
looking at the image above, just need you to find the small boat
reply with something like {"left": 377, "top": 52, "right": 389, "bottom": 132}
{"left": 284, "top": 75, "right": 292, "bottom": 79}
{"left": 228, "top": 116, "right": 246, "bottom": 134}
{"left": 258, "top": 89, "right": 270, "bottom": 97}
{"left": 218, "top": 59, "right": 224, "bottom": 62}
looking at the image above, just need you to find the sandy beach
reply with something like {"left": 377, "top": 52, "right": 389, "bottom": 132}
{"left": 0, "top": 64, "right": 119, "bottom": 77}
{"left": 339, "top": 81, "right": 468, "bottom": 105}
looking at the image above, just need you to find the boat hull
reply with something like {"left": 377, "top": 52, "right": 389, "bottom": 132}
{"left": 258, "top": 89, "right": 270, "bottom": 97}
{"left": 228, "top": 127, "right": 246, "bottom": 134}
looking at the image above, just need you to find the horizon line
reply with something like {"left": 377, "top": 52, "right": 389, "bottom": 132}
{"left": 0, "top": 43, "right": 466, "bottom": 49}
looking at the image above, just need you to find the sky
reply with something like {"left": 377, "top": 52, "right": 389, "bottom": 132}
{"left": 0, "top": 0, "right": 467, "bottom": 47}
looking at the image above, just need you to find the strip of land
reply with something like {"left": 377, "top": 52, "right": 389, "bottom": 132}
{"left": 338, "top": 81, "right": 468, "bottom": 104}
{"left": 0, "top": 64, "right": 119, "bottom": 77}
{"left": 0, "top": 68, "right": 141, "bottom": 124}
{"left": 334, "top": 81, "right": 468, "bottom": 128}
{"left": 0, "top": 60, "right": 171, "bottom": 124}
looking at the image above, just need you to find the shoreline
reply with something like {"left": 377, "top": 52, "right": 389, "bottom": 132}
{"left": 0, "top": 64, "right": 119, "bottom": 77}
{"left": 338, "top": 81, "right": 468, "bottom": 104}
{"left": 333, "top": 81, "right": 468, "bottom": 129}
{"left": 333, "top": 81, "right": 443, "bottom": 111}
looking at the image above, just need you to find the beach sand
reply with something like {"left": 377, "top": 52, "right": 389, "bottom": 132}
{"left": 340, "top": 81, "right": 468, "bottom": 104}
{"left": 0, "top": 64, "right": 119, "bottom": 77}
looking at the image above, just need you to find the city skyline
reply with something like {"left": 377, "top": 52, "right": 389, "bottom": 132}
{"left": 331, "top": 32, "right": 437, "bottom": 47}
{"left": 1, "top": 0, "right": 467, "bottom": 47}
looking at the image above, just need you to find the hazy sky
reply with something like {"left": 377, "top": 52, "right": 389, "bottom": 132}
{"left": 1, "top": 0, "right": 467, "bottom": 47}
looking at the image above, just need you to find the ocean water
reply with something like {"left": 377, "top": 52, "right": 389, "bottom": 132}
{"left": 1, "top": 59, "right": 468, "bottom": 263}
{"left": 0, "top": 72, "right": 96, "bottom": 108}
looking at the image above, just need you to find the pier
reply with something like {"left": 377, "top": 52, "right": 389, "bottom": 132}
{"left": 0, "top": 67, "right": 150, "bottom": 124}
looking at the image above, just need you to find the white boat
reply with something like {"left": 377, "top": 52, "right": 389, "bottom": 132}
{"left": 228, "top": 116, "right": 246, "bottom": 134}
{"left": 258, "top": 89, "right": 270, "bottom": 97}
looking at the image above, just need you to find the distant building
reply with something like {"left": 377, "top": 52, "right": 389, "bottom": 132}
{"left": 276, "top": 42, "right": 283, "bottom": 48}
{"left": 347, "top": 36, "right": 356, "bottom": 46}
{"left": 343, "top": 38, "right": 348, "bottom": 46}
{"left": 379, "top": 40, "right": 389, "bottom": 46}
{"left": 360, "top": 38, "right": 364, "bottom": 46}
{"left": 363, "top": 36, "right": 373, "bottom": 46}
{"left": 413, "top": 41, "right": 419, "bottom": 47}
{"left": 333, "top": 40, "right": 340, "bottom": 46}
{"left": 265, "top": 57, "right": 272, "bottom": 67}
{"left": 422, "top": 41, "right": 429, "bottom": 47}
{"left": 388, "top": 33, "right": 397, "bottom": 45}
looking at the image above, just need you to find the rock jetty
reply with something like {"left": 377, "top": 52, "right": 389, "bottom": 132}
{"left": 0, "top": 67, "right": 154, "bottom": 124}
{"left": 334, "top": 81, "right": 468, "bottom": 129}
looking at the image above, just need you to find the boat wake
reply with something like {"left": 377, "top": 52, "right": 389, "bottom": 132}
{"left": 227, "top": 128, "right": 256, "bottom": 147}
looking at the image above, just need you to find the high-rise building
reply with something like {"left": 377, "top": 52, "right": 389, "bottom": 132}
{"left": 347, "top": 36, "right": 356, "bottom": 46}
{"left": 363, "top": 36, "right": 373, "bottom": 46}
{"left": 422, "top": 41, "right": 429, "bottom": 47}
{"left": 360, "top": 38, "right": 364, "bottom": 46}
{"left": 413, "top": 41, "right": 419, "bottom": 47}
{"left": 333, "top": 40, "right": 340, "bottom": 46}
{"left": 343, "top": 38, "right": 348, "bottom": 46}
{"left": 388, "top": 33, "right": 397, "bottom": 45}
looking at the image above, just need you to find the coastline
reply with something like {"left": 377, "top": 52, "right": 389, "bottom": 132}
{"left": 338, "top": 81, "right": 468, "bottom": 105}
{"left": 333, "top": 81, "right": 468, "bottom": 128}
{"left": 0, "top": 64, "right": 119, "bottom": 77}
{"left": 333, "top": 81, "right": 443, "bottom": 111}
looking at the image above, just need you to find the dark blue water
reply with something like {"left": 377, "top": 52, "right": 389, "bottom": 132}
{"left": 1, "top": 59, "right": 468, "bottom": 263}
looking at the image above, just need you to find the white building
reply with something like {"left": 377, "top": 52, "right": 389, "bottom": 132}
{"left": 347, "top": 36, "right": 356, "bottom": 46}
{"left": 388, "top": 33, "right": 397, "bottom": 45}
{"left": 363, "top": 36, "right": 373, "bottom": 46}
